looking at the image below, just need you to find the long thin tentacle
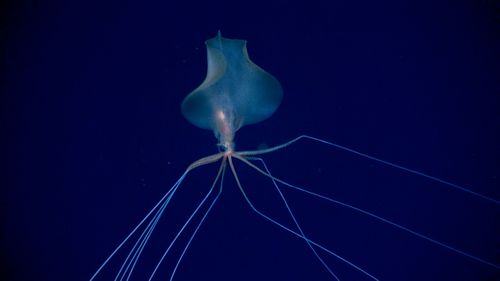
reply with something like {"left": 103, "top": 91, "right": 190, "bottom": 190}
{"left": 234, "top": 153, "right": 500, "bottom": 270}
{"left": 148, "top": 159, "right": 226, "bottom": 281}
{"left": 228, "top": 156, "right": 379, "bottom": 281}
{"left": 247, "top": 156, "right": 340, "bottom": 281}
{"left": 119, "top": 180, "right": 179, "bottom": 281}
{"left": 89, "top": 152, "right": 224, "bottom": 281}
{"left": 238, "top": 135, "right": 499, "bottom": 205}
{"left": 90, "top": 171, "right": 186, "bottom": 281}
{"left": 168, "top": 162, "right": 227, "bottom": 281}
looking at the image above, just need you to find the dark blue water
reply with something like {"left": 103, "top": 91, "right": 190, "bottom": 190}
{"left": 2, "top": 1, "right": 499, "bottom": 280}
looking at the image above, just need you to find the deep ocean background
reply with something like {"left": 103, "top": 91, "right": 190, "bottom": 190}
{"left": 1, "top": 0, "right": 499, "bottom": 280}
